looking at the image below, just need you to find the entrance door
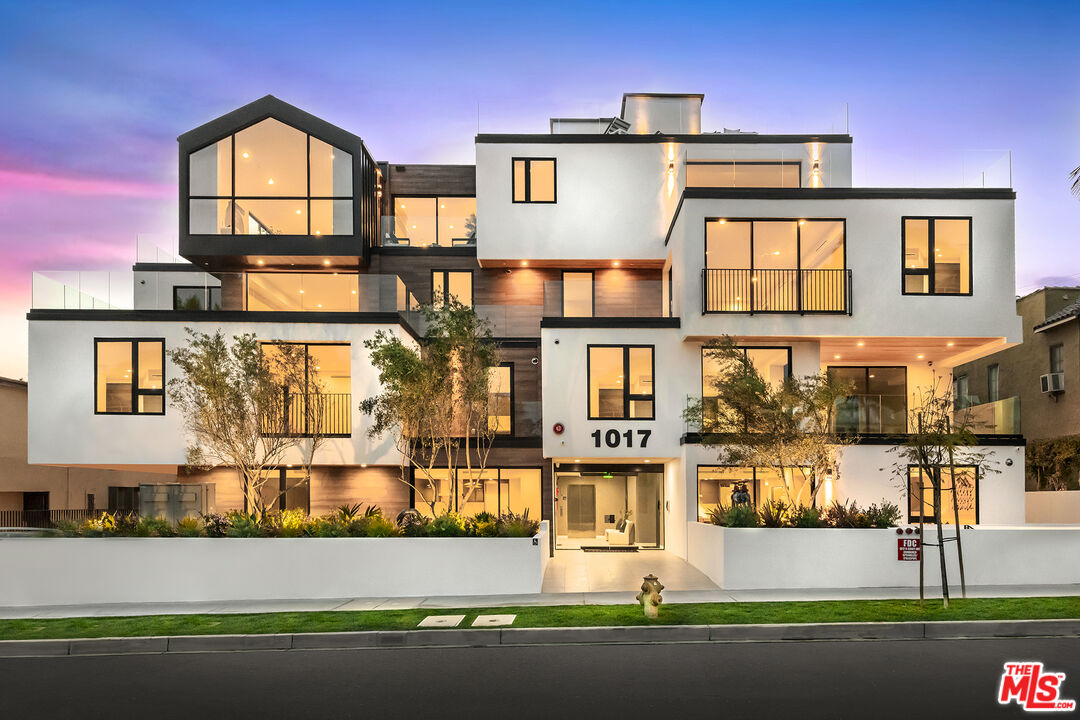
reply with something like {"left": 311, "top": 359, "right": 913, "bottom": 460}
{"left": 567, "top": 484, "right": 596, "bottom": 537}
{"left": 23, "top": 491, "right": 49, "bottom": 528}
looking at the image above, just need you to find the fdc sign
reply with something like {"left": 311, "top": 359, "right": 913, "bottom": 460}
{"left": 897, "top": 537, "right": 921, "bottom": 561}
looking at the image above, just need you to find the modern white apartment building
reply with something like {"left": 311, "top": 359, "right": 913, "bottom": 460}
{"left": 26, "top": 92, "right": 1025, "bottom": 559}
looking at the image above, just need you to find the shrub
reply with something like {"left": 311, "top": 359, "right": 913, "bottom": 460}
{"left": 705, "top": 504, "right": 728, "bottom": 526}
{"left": 759, "top": 499, "right": 789, "bottom": 528}
{"left": 789, "top": 504, "right": 826, "bottom": 528}
{"left": 398, "top": 510, "right": 431, "bottom": 537}
{"left": 470, "top": 511, "right": 498, "bottom": 537}
{"left": 308, "top": 517, "right": 347, "bottom": 538}
{"left": 81, "top": 512, "right": 121, "bottom": 537}
{"left": 361, "top": 515, "right": 398, "bottom": 537}
{"left": 866, "top": 501, "right": 902, "bottom": 529}
{"left": 136, "top": 516, "right": 176, "bottom": 537}
{"left": 497, "top": 511, "right": 539, "bottom": 537}
{"left": 53, "top": 519, "right": 81, "bottom": 537}
{"left": 724, "top": 504, "right": 760, "bottom": 527}
{"left": 176, "top": 516, "right": 205, "bottom": 537}
{"left": 824, "top": 500, "right": 872, "bottom": 528}
{"left": 201, "top": 512, "right": 231, "bottom": 537}
{"left": 224, "top": 511, "right": 262, "bottom": 538}
{"left": 427, "top": 512, "right": 466, "bottom": 537}
{"left": 271, "top": 509, "right": 309, "bottom": 538}
{"left": 336, "top": 504, "right": 363, "bottom": 522}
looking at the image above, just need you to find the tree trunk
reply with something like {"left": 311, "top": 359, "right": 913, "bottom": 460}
{"left": 933, "top": 467, "right": 950, "bottom": 609}
{"left": 948, "top": 453, "right": 967, "bottom": 599}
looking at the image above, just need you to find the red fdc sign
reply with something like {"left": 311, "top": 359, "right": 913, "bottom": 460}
{"left": 897, "top": 537, "right": 921, "bottom": 561}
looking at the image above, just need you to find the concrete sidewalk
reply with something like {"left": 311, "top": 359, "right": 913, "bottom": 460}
{"left": 0, "top": 584, "right": 1077, "bottom": 620}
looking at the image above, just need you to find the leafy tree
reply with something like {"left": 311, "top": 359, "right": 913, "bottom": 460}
{"left": 167, "top": 330, "right": 321, "bottom": 514}
{"left": 683, "top": 337, "right": 854, "bottom": 508}
{"left": 1070, "top": 165, "right": 1080, "bottom": 199}
{"left": 361, "top": 300, "right": 501, "bottom": 514}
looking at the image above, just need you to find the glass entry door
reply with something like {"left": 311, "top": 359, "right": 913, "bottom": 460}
{"left": 555, "top": 467, "right": 664, "bottom": 549}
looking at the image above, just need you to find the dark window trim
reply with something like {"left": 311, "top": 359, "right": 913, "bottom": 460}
{"left": 431, "top": 269, "right": 474, "bottom": 307}
{"left": 587, "top": 344, "right": 655, "bottom": 421}
{"left": 258, "top": 341, "right": 351, "bottom": 438}
{"left": 901, "top": 216, "right": 973, "bottom": 297}
{"left": 701, "top": 345, "right": 794, "bottom": 397}
{"left": 94, "top": 338, "right": 166, "bottom": 416}
{"left": 249, "top": 467, "right": 312, "bottom": 515}
{"left": 686, "top": 160, "right": 802, "bottom": 188}
{"left": 906, "top": 464, "right": 979, "bottom": 525}
{"left": 696, "top": 464, "right": 819, "bottom": 511}
{"left": 492, "top": 361, "right": 515, "bottom": 436}
{"left": 826, "top": 365, "right": 908, "bottom": 433}
{"left": 390, "top": 194, "right": 477, "bottom": 247}
{"left": 511, "top": 157, "right": 557, "bottom": 204}
{"left": 561, "top": 270, "right": 595, "bottom": 318}
{"left": 409, "top": 466, "right": 544, "bottom": 514}
{"left": 172, "top": 285, "right": 222, "bottom": 311}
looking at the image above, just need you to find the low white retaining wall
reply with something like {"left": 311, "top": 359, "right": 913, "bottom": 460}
{"left": 1027, "top": 490, "right": 1080, "bottom": 524}
{"left": 686, "top": 522, "right": 1080, "bottom": 590}
{"left": 0, "top": 521, "right": 549, "bottom": 607}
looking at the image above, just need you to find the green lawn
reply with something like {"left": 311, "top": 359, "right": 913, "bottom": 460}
{"left": 0, "top": 596, "right": 1077, "bottom": 641}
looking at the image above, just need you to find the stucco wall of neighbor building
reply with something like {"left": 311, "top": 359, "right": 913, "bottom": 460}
{"left": 1026, "top": 490, "right": 1080, "bottom": 524}
{"left": 955, "top": 288, "right": 1080, "bottom": 443}
{"left": 27, "top": 319, "right": 413, "bottom": 467}
{"left": 0, "top": 379, "right": 174, "bottom": 511}
{"left": 686, "top": 523, "right": 1080, "bottom": 589}
{"left": 668, "top": 195, "right": 1021, "bottom": 346}
{"left": 0, "top": 522, "right": 549, "bottom": 606}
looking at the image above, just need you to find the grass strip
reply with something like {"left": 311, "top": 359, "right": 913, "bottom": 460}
{"left": 0, "top": 596, "right": 1077, "bottom": 641}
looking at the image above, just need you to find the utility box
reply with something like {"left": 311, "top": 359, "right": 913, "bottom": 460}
{"left": 139, "top": 483, "right": 215, "bottom": 523}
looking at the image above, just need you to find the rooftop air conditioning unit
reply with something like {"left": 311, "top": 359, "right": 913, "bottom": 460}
{"left": 1041, "top": 372, "right": 1065, "bottom": 393}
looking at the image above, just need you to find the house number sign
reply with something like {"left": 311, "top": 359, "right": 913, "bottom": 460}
{"left": 590, "top": 429, "right": 651, "bottom": 448}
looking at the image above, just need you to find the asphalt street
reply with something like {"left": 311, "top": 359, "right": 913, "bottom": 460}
{"left": 1, "top": 636, "right": 1078, "bottom": 719}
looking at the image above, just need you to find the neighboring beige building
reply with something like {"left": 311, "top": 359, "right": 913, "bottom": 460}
{"left": 955, "top": 287, "right": 1080, "bottom": 444}
{"left": 0, "top": 377, "right": 173, "bottom": 517}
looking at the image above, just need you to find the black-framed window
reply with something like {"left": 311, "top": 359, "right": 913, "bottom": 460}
{"left": 701, "top": 345, "right": 791, "bottom": 430}
{"left": 260, "top": 342, "right": 351, "bottom": 437}
{"left": 188, "top": 117, "right": 353, "bottom": 236}
{"left": 697, "top": 466, "right": 804, "bottom": 519}
{"left": 562, "top": 271, "right": 594, "bottom": 317}
{"left": 512, "top": 158, "right": 556, "bottom": 203}
{"left": 686, "top": 160, "right": 801, "bottom": 188}
{"left": 173, "top": 285, "right": 222, "bottom": 311}
{"left": 411, "top": 467, "right": 543, "bottom": 516}
{"left": 389, "top": 196, "right": 476, "bottom": 247}
{"left": 1050, "top": 344, "right": 1064, "bottom": 374}
{"left": 588, "top": 345, "right": 654, "bottom": 420}
{"left": 902, "top": 217, "right": 972, "bottom": 295}
{"left": 488, "top": 362, "right": 514, "bottom": 435}
{"left": 108, "top": 486, "right": 140, "bottom": 514}
{"left": 987, "top": 364, "right": 1000, "bottom": 403}
{"left": 431, "top": 270, "right": 473, "bottom": 307}
{"left": 94, "top": 339, "right": 165, "bottom": 415}
{"left": 828, "top": 366, "right": 907, "bottom": 434}
{"left": 907, "top": 465, "right": 978, "bottom": 524}
{"left": 256, "top": 468, "right": 310, "bottom": 514}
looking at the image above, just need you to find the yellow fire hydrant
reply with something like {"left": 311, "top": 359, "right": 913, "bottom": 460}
{"left": 636, "top": 574, "right": 664, "bottom": 618}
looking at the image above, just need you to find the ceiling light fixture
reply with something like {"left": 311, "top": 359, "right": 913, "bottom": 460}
{"left": 241, "top": 152, "right": 249, "bottom": 159}
{"left": 296, "top": 209, "right": 302, "bottom": 215}
{"left": 268, "top": 178, "right": 274, "bottom": 185}
{"left": 613, "top": 261, "right": 620, "bottom": 267}
{"left": 856, "top": 341, "right": 865, "bottom": 347}
{"left": 917, "top": 354, "right": 925, "bottom": 359}
{"left": 834, "top": 354, "right": 841, "bottom": 359}
{"left": 323, "top": 259, "right": 330, "bottom": 266}
{"left": 521, "top": 261, "right": 528, "bottom": 267}
{"left": 256, "top": 259, "right": 264, "bottom": 265}
{"left": 947, "top": 341, "right": 955, "bottom": 347}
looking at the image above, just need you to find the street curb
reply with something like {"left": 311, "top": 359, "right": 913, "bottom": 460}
{"left": 1, "top": 619, "right": 1078, "bottom": 658}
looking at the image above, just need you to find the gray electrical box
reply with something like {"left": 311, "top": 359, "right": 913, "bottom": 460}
{"left": 139, "top": 483, "right": 215, "bottom": 523}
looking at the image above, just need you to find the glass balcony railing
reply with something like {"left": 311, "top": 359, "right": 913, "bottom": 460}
{"left": 542, "top": 279, "right": 664, "bottom": 318}
{"left": 380, "top": 216, "right": 476, "bottom": 248}
{"left": 832, "top": 394, "right": 907, "bottom": 434}
{"left": 954, "top": 396, "right": 1020, "bottom": 435}
{"left": 32, "top": 271, "right": 133, "bottom": 310}
{"left": 703, "top": 268, "right": 851, "bottom": 314}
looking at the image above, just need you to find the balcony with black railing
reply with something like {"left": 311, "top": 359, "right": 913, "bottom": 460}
{"left": 262, "top": 392, "right": 352, "bottom": 438}
{"left": 703, "top": 268, "right": 852, "bottom": 314}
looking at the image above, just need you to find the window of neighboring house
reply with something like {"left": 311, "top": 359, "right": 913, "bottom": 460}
{"left": 173, "top": 285, "right": 222, "bottom": 311}
{"left": 902, "top": 217, "right": 972, "bottom": 295}
{"left": 987, "top": 364, "right": 1000, "bottom": 403}
{"left": 701, "top": 346, "right": 791, "bottom": 429}
{"left": 95, "top": 339, "right": 165, "bottom": 414}
{"left": 488, "top": 363, "right": 513, "bottom": 435}
{"left": 412, "top": 467, "right": 542, "bottom": 517}
{"left": 390, "top": 196, "right": 476, "bottom": 247}
{"left": 828, "top": 366, "right": 907, "bottom": 434}
{"left": 108, "top": 486, "right": 140, "bottom": 514}
{"left": 258, "top": 468, "right": 310, "bottom": 514}
{"left": 432, "top": 270, "right": 473, "bottom": 307}
{"left": 188, "top": 118, "right": 353, "bottom": 236}
{"left": 512, "top": 158, "right": 556, "bottom": 203}
{"left": 588, "top": 345, "right": 654, "bottom": 420}
{"left": 246, "top": 272, "right": 360, "bottom": 312}
{"left": 908, "top": 466, "right": 977, "bottom": 524}
{"left": 1050, "top": 344, "right": 1064, "bottom": 374}
{"left": 260, "top": 342, "right": 351, "bottom": 437}
{"left": 562, "top": 271, "right": 594, "bottom": 317}
{"left": 953, "top": 374, "right": 970, "bottom": 411}
{"left": 686, "top": 161, "right": 801, "bottom": 188}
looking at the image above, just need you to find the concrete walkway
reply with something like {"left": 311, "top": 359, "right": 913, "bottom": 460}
{"left": 542, "top": 549, "right": 718, "bottom": 593}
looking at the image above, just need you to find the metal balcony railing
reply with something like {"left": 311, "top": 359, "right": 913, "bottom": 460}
{"left": 262, "top": 392, "right": 352, "bottom": 438}
{"left": 703, "top": 268, "right": 852, "bottom": 314}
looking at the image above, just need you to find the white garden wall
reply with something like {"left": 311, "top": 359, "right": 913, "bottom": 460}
{"left": 686, "top": 522, "right": 1080, "bottom": 590}
{"left": 0, "top": 523, "right": 549, "bottom": 607}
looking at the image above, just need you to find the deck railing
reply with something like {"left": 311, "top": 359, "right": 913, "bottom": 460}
{"left": 703, "top": 268, "right": 852, "bottom": 314}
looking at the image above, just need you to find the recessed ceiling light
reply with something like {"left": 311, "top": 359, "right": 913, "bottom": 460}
{"left": 856, "top": 341, "right": 864, "bottom": 347}
{"left": 947, "top": 341, "right": 955, "bottom": 347}
{"left": 241, "top": 152, "right": 249, "bottom": 159}
{"left": 917, "top": 354, "right": 925, "bottom": 359}
{"left": 360, "top": 463, "right": 367, "bottom": 468}
{"left": 718, "top": 219, "right": 726, "bottom": 224}
{"left": 613, "top": 261, "right": 620, "bottom": 267}
{"left": 834, "top": 354, "right": 841, "bottom": 359}
{"left": 267, "top": 178, "right": 274, "bottom": 185}
{"left": 799, "top": 219, "right": 806, "bottom": 225}
{"left": 256, "top": 259, "right": 264, "bottom": 265}
{"left": 296, "top": 209, "right": 302, "bottom": 215}
{"left": 323, "top": 259, "right": 330, "bottom": 266}
{"left": 644, "top": 459, "right": 651, "bottom": 463}
{"left": 317, "top": 304, "right": 322, "bottom": 308}
{"left": 521, "top": 261, "right": 528, "bottom": 267}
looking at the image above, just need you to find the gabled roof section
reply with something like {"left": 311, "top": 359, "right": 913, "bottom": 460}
{"left": 177, "top": 95, "right": 362, "bottom": 150}
{"left": 1034, "top": 297, "right": 1080, "bottom": 333}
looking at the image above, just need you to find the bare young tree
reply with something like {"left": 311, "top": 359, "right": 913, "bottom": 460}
{"left": 168, "top": 329, "right": 310, "bottom": 515}
{"left": 361, "top": 300, "right": 500, "bottom": 515}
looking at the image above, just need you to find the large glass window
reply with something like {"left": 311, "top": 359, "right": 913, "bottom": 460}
{"left": 413, "top": 468, "right": 542, "bottom": 517}
{"left": 908, "top": 466, "right": 977, "bottom": 524}
{"left": 188, "top": 118, "right": 353, "bottom": 236}
{"left": 829, "top": 366, "right": 907, "bottom": 433}
{"left": 247, "top": 273, "right": 359, "bottom": 312}
{"left": 902, "top": 218, "right": 971, "bottom": 295}
{"left": 391, "top": 196, "right": 476, "bottom": 247}
{"left": 701, "top": 346, "right": 790, "bottom": 429}
{"left": 261, "top": 342, "right": 351, "bottom": 437}
{"left": 173, "top": 286, "right": 222, "bottom": 311}
{"left": 562, "top": 271, "right": 594, "bottom": 317}
{"left": 512, "top": 158, "right": 556, "bottom": 203}
{"left": 488, "top": 364, "right": 513, "bottom": 435}
{"left": 686, "top": 161, "right": 801, "bottom": 188}
{"left": 588, "top": 345, "right": 654, "bottom": 420}
{"left": 95, "top": 339, "right": 165, "bottom": 415}
{"left": 432, "top": 270, "right": 473, "bottom": 307}
{"left": 697, "top": 466, "right": 801, "bottom": 520}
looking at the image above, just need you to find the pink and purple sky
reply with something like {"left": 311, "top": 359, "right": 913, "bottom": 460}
{"left": 1, "top": 0, "right": 1078, "bottom": 379}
